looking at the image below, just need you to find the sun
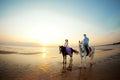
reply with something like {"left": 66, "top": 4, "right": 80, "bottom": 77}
{"left": 40, "top": 40, "right": 50, "bottom": 46}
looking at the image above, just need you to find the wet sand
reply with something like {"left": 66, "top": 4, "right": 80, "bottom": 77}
{"left": 48, "top": 53, "right": 120, "bottom": 80}
{"left": 0, "top": 45, "right": 120, "bottom": 80}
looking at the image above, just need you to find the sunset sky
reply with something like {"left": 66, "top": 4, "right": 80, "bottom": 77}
{"left": 0, "top": 0, "right": 120, "bottom": 46}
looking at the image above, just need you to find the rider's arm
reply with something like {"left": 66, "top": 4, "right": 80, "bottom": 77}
{"left": 64, "top": 42, "right": 68, "bottom": 47}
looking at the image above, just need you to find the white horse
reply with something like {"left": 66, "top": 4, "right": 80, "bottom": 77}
{"left": 79, "top": 41, "right": 95, "bottom": 68}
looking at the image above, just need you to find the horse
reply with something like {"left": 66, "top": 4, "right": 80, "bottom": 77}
{"left": 59, "top": 46, "right": 79, "bottom": 64}
{"left": 61, "top": 57, "right": 73, "bottom": 73}
{"left": 79, "top": 42, "right": 95, "bottom": 68}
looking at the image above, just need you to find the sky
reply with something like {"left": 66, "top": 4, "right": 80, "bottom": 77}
{"left": 0, "top": 0, "right": 120, "bottom": 46}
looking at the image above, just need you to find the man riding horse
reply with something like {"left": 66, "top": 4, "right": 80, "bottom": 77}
{"left": 83, "top": 34, "right": 90, "bottom": 56}
{"left": 79, "top": 34, "right": 95, "bottom": 68}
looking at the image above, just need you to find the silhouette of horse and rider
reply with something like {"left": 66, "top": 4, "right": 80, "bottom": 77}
{"left": 59, "top": 34, "right": 95, "bottom": 68}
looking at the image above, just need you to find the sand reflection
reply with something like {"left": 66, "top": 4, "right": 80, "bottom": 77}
{"left": 77, "top": 64, "right": 93, "bottom": 80}
{"left": 60, "top": 59, "right": 94, "bottom": 80}
{"left": 38, "top": 63, "right": 50, "bottom": 73}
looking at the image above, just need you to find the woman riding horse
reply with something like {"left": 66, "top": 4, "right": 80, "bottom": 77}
{"left": 59, "top": 46, "right": 78, "bottom": 64}
{"left": 64, "top": 39, "right": 72, "bottom": 56}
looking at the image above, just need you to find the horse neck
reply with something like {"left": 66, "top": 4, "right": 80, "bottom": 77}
{"left": 80, "top": 44, "right": 86, "bottom": 53}
{"left": 61, "top": 47, "right": 66, "bottom": 53}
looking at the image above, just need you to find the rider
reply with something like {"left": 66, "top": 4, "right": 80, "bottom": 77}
{"left": 83, "top": 34, "right": 89, "bottom": 55}
{"left": 64, "top": 39, "right": 71, "bottom": 55}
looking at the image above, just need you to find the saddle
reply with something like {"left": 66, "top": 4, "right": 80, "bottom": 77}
{"left": 87, "top": 47, "right": 92, "bottom": 56}
{"left": 89, "top": 47, "right": 92, "bottom": 52}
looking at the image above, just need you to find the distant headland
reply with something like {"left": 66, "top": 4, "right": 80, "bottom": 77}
{"left": 106, "top": 42, "right": 120, "bottom": 45}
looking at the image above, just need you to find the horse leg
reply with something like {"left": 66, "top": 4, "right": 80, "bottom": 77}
{"left": 63, "top": 55, "right": 66, "bottom": 64}
{"left": 64, "top": 56, "right": 67, "bottom": 64}
{"left": 70, "top": 56, "right": 72, "bottom": 64}
{"left": 80, "top": 56, "right": 83, "bottom": 68}
{"left": 63, "top": 56, "right": 64, "bottom": 63}
{"left": 70, "top": 55, "right": 73, "bottom": 62}
{"left": 83, "top": 55, "right": 87, "bottom": 69}
{"left": 90, "top": 53, "right": 94, "bottom": 64}
{"left": 62, "top": 62, "right": 67, "bottom": 73}
{"left": 68, "top": 56, "right": 72, "bottom": 70}
{"left": 90, "top": 47, "right": 95, "bottom": 64}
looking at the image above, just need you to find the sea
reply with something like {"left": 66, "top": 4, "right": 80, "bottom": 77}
{"left": 0, "top": 44, "right": 120, "bottom": 66}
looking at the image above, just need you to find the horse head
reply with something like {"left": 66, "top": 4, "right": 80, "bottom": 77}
{"left": 59, "top": 46, "right": 64, "bottom": 54}
{"left": 79, "top": 43, "right": 85, "bottom": 53}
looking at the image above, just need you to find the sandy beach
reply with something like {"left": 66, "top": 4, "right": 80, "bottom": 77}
{"left": 0, "top": 44, "right": 120, "bottom": 80}
{"left": 0, "top": 0, "right": 120, "bottom": 80}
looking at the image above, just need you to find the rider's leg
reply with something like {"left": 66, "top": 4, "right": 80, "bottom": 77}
{"left": 84, "top": 45, "right": 89, "bottom": 56}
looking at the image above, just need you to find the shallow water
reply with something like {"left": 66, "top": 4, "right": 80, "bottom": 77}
{"left": 0, "top": 44, "right": 120, "bottom": 65}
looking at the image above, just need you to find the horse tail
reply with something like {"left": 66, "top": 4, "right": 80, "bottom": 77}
{"left": 72, "top": 49, "right": 79, "bottom": 54}
{"left": 92, "top": 47, "right": 95, "bottom": 52}
{"left": 91, "top": 46, "right": 95, "bottom": 55}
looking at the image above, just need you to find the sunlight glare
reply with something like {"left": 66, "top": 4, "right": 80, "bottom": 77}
{"left": 42, "top": 47, "right": 46, "bottom": 58}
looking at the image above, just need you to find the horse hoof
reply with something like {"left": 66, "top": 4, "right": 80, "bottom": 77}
{"left": 84, "top": 67, "right": 86, "bottom": 69}
{"left": 62, "top": 70, "right": 66, "bottom": 73}
{"left": 79, "top": 67, "right": 82, "bottom": 69}
{"left": 63, "top": 62, "right": 67, "bottom": 64}
{"left": 90, "top": 62, "right": 93, "bottom": 65}
{"left": 90, "top": 62, "right": 94, "bottom": 65}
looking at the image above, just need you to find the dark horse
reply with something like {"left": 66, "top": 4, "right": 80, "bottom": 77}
{"left": 59, "top": 46, "right": 79, "bottom": 64}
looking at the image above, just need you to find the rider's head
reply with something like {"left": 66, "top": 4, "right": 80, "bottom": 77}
{"left": 65, "top": 39, "right": 68, "bottom": 42}
{"left": 84, "top": 34, "right": 86, "bottom": 38}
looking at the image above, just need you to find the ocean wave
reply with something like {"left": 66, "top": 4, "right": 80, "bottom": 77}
{"left": 0, "top": 50, "right": 44, "bottom": 55}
